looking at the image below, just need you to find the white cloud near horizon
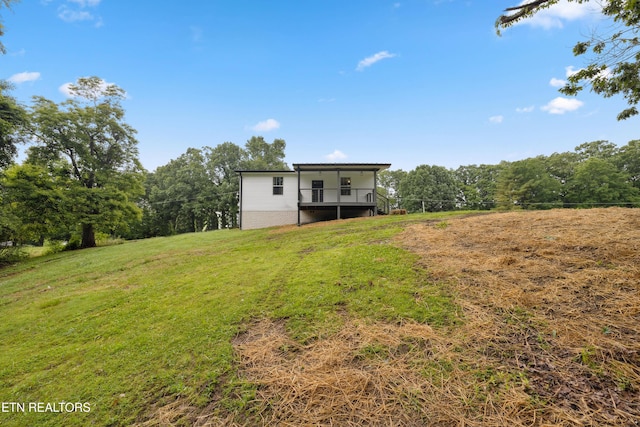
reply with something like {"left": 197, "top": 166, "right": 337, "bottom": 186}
{"left": 510, "top": 0, "right": 602, "bottom": 30}
{"left": 541, "top": 96, "right": 584, "bottom": 114}
{"left": 356, "top": 51, "right": 397, "bottom": 71}
{"left": 251, "top": 118, "right": 281, "bottom": 132}
{"left": 489, "top": 115, "right": 504, "bottom": 124}
{"left": 8, "top": 71, "right": 41, "bottom": 84}
{"left": 325, "top": 150, "right": 348, "bottom": 161}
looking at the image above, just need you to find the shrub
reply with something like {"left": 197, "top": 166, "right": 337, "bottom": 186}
{"left": 0, "top": 246, "right": 29, "bottom": 267}
{"left": 64, "top": 235, "right": 82, "bottom": 251}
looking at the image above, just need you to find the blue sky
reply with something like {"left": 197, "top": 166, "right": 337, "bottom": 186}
{"left": 2, "top": 0, "right": 637, "bottom": 172}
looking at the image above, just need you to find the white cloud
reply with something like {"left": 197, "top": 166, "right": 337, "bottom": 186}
{"left": 511, "top": 0, "right": 602, "bottom": 30}
{"left": 59, "top": 82, "right": 74, "bottom": 97}
{"left": 549, "top": 65, "right": 610, "bottom": 91}
{"left": 68, "top": 0, "right": 101, "bottom": 6}
{"left": 541, "top": 97, "right": 584, "bottom": 114}
{"left": 547, "top": 66, "right": 578, "bottom": 90}
{"left": 58, "top": 9, "right": 93, "bottom": 22}
{"left": 516, "top": 105, "right": 535, "bottom": 113}
{"left": 565, "top": 65, "right": 580, "bottom": 77}
{"left": 356, "top": 51, "right": 397, "bottom": 71}
{"left": 57, "top": 0, "right": 102, "bottom": 25}
{"left": 489, "top": 115, "right": 504, "bottom": 124}
{"left": 325, "top": 150, "right": 348, "bottom": 161}
{"left": 8, "top": 71, "right": 41, "bottom": 84}
{"left": 251, "top": 118, "right": 280, "bottom": 132}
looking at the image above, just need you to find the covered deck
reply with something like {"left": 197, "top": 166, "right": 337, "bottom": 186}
{"left": 292, "top": 163, "right": 391, "bottom": 226}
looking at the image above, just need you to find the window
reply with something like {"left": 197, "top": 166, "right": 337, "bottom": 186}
{"left": 273, "top": 176, "right": 284, "bottom": 195}
{"left": 340, "top": 177, "right": 351, "bottom": 196}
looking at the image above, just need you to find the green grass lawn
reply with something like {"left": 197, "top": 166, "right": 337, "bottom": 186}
{"left": 0, "top": 213, "right": 467, "bottom": 426}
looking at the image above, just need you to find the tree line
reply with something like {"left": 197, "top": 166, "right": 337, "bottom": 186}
{"left": 136, "top": 138, "right": 286, "bottom": 237}
{"left": 1, "top": 77, "right": 639, "bottom": 264}
{"left": 382, "top": 140, "right": 640, "bottom": 213}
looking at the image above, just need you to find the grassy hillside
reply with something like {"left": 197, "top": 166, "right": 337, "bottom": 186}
{"left": 1, "top": 209, "right": 638, "bottom": 426}
{"left": 0, "top": 212, "right": 463, "bottom": 426}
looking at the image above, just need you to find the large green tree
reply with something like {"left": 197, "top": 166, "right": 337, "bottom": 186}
{"left": 566, "top": 157, "right": 640, "bottom": 206}
{"left": 28, "top": 77, "right": 144, "bottom": 248}
{"left": 242, "top": 136, "right": 288, "bottom": 170}
{"left": 546, "top": 151, "right": 580, "bottom": 204}
{"left": 0, "top": 0, "right": 20, "bottom": 54}
{"left": 455, "top": 164, "right": 502, "bottom": 210}
{"left": 614, "top": 139, "right": 640, "bottom": 187}
{"left": 145, "top": 137, "right": 286, "bottom": 235}
{"left": 1, "top": 162, "right": 72, "bottom": 244}
{"left": 0, "top": 81, "right": 27, "bottom": 169}
{"left": 399, "top": 165, "right": 460, "bottom": 212}
{"left": 0, "top": 80, "right": 28, "bottom": 248}
{"left": 378, "top": 169, "right": 407, "bottom": 210}
{"left": 497, "top": 0, "right": 640, "bottom": 120}
{"left": 205, "top": 142, "right": 245, "bottom": 228}
{"left": 496, "top": 157, "right": 562, "bottom": 209}
{"left": 574, "top": 140, "right": 619, "bottom": 161}
{"left": 148, "top": 148, "right": 216, "bottom": 234}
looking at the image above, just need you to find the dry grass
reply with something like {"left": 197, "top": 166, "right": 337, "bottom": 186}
{"left": 143, "top": 208, "right": 640, "bottom": 426}
{"left": 399, "top": 207, "right": 640, "bottom": 425}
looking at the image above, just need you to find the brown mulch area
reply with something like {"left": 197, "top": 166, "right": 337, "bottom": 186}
{"left": 141, "top": 208, "right": 640, "bottom": 426}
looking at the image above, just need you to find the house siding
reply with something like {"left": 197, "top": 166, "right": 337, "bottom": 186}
{"left": 242, "top": 210, "right": 298, "bottom": 230}
{"left": 240, "top": 172, "right": 298, "bottom": 229}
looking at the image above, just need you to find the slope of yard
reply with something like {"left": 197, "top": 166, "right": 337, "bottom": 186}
{"left": 0, "top": 208, "right": 638, "bottom": 426}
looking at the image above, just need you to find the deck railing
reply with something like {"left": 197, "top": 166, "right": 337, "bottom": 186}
{"left": 299, "top": 188, "right": 375, "bottom": 204}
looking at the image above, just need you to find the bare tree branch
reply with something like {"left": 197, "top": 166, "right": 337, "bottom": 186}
{"left": 499, "top": 0, "right": 554, "bottom": 26}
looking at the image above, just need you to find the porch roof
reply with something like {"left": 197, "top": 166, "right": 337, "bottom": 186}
{"left": 292, "top": 163, "right": 391, "bottom": 172}
{"left": 237, "top": 163, "right": 391, "bottom": 174}
{"left": 236, "top": 169, "right": 295, "bottom": 173}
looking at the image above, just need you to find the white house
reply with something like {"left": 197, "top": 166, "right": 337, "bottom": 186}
{"left": 237, "top": 163, "right": 391, "bottom": 230}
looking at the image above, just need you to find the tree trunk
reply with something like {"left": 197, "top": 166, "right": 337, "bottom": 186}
{"left": 81, "top": 223, "right": 96, "bottom": 248}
